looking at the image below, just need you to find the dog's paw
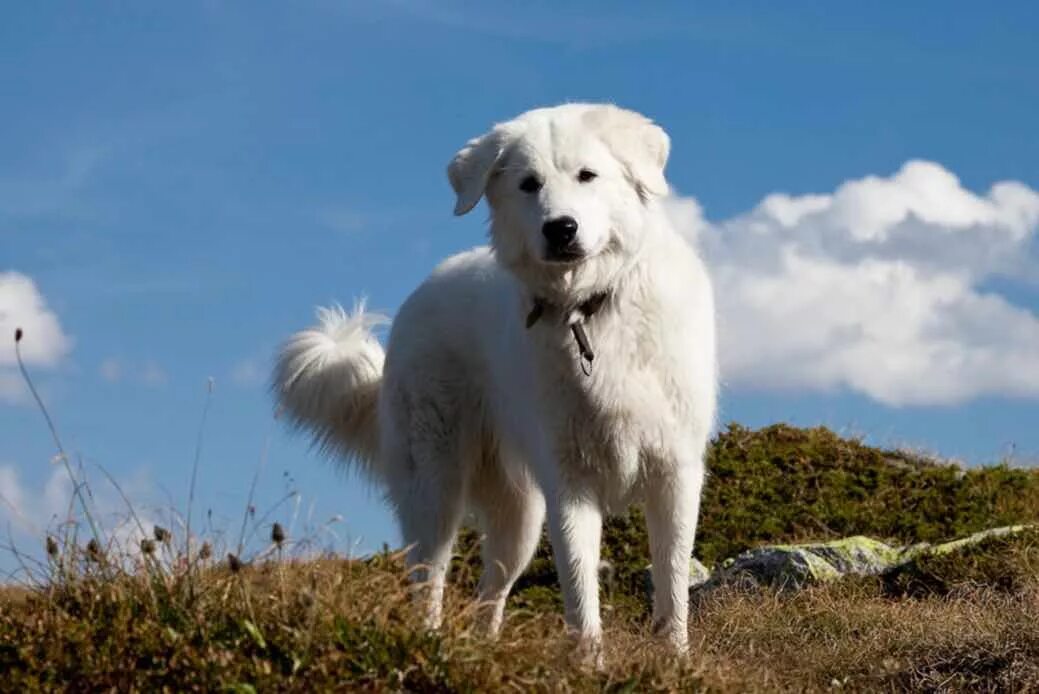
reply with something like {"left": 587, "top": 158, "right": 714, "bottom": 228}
{"left": 569, "top": 632, "right": 605, "bottom": 671}
{"left": 652, "top": 617, "right": 690, "bottom": 655}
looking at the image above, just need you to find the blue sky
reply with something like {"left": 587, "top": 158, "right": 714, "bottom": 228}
{"left": 2, "top": 1, "right": 1038, "bottom": 570}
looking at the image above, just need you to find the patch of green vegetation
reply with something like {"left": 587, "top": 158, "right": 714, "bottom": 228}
{"left": 697, "top": 423, "right": 1039, "bottom": 564}
{"left": 461, "top": 423, "right": 1039, "bottom": 606}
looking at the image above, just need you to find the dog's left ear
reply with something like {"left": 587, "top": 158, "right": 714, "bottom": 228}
{"left": 585, "top": 105, "right": 670, "bottom": 201}
{"left": 448, "top": 127, "right": 511, "bottom": 216}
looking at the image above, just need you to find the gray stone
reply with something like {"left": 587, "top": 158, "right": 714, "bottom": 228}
{"left": 687, "top": 525, "right": 1033, "bottom": 600}
{"left": 701, "top": 537, "right": 897, "bottom": 593}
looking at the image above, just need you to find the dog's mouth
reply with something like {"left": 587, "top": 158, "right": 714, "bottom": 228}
{"left": 544, "top": 238, "right": 594, "bottom": 262}
{"left": 542, "top": 247, "right": 587, "bottom": 264}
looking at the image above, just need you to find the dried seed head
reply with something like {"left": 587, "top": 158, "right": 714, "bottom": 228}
{"left": 199, "top": 541, "right": 212, "bottom": 560}
{"left": 86, "top": 538, "right": 102, "bottom": 561}
{"left": 153, "top": 525, "right": 171, "bottom": 543}
{"left": 271, "top": 522, "right": 286, "bottom": 546}
{"left": 15, "top": 328, "right": 23, "bottom": 343}
{"left": 227, "top": 553, "right": 242, "bottom": 573}
{"left": 46, "top": 536, "right": 59, "bottom": 558}
{"left": 140, "top": 538, "right": 156, "bottom": 555}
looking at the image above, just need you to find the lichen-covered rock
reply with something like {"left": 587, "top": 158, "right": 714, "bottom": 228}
{"left": 801, "top": 535, "right": 908, "bottom": 573}
{"left": 703, "top": 536, "right": 901, "bottom": 593}
{"left": 923, "top": 525, "right": 1028, "bottom": 556}
{"left": 642, "top": 526, "right": 1035, "bottom": 604}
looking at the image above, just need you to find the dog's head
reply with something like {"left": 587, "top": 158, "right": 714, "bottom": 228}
{"left": 448, "top": 104, "right": 670, "bottom": 299}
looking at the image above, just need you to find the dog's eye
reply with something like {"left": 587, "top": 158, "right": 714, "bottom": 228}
{"left": 519, "top": 175, "right": 543, "bottom": 193}
{"left": 577, "top": 169, "right": 598, "bottom": 183}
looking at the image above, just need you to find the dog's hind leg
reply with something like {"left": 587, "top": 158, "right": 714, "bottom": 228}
{"left": 395, "top": 476, "right": 465, "bottom": 630}
{"left": 471, "top": 460, "right": 545, "bottom": 636}
{"left": 385, "top": 409, "right": 467, "bottom": 631}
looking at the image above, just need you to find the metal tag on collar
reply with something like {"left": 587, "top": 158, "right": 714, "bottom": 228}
{"left": 570, "top": 321, "right": 594, "bottom": 375}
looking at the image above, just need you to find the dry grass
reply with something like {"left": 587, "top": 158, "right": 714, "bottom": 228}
{"left": 6, "top": 339, "right": 1039, "bottom": 690}
{"left": 696, "top": 583, "right": 1039, "bottom": 691}
{"left": 2, "top": 538, "right": 1039, "bottom": 692}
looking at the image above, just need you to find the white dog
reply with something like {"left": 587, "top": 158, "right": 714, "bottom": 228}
{"left": 274, "top": 104, "right": 716, "bottom": 654}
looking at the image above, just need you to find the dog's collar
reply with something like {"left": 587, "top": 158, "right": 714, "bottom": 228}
{"left": 525, "top": 291, "right": 609, "bottom": 374}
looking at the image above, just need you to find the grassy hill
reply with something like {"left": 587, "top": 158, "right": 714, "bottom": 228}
{"left": 2, "top": 423, "right": 1039, "bottom": 691}
{"left": 497, "top": 423, "right": 1039, "bottom": 607}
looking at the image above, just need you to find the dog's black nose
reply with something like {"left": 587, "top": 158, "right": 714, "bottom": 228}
{"left": 542, "top": 216, "right": 579, "bottom": 248}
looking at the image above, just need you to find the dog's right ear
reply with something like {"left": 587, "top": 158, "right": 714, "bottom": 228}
{"left": 584, "top": 105, "right": 670, "bottom": 202}
{"left": 447, "top": 128, "right": 510, "bottom": 216}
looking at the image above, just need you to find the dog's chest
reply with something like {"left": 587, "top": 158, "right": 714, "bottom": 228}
{"left": 533, "top": 312, "right": 686, "bottom": 496}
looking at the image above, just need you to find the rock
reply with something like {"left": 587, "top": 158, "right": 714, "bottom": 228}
{"left": 691, "top": 526, "right": 1033, "bottom": 599}
{"left": 923, "top": 525, "right": 1028, "bottom": 556}
{"left": 703, "top": 536, "right": 898, "bottom": 593}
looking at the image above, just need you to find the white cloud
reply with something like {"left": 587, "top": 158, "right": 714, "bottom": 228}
{"left": 0, "top": 463, "right": 72, "bottom": 536}
{"left": 0, "top": 272, "right": 73, "bottom": 403}
{"left": 668, "top": 160, "right": 1039, "bottom": 407}
{"left": 0, "top": 460, "right": 164, "bottom": 565}
{"left": 98, "top": 357, "right": 168, "bottom": 387}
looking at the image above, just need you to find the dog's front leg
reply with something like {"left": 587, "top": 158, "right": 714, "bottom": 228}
{"left": 547, "top": 490, "right": 604, "bottom": 659}
{"left": 645, "top": 462, "right": 705, "bottom": 653}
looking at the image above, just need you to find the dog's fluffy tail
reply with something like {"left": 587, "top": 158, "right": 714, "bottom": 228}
{"left": 273, "top": 301, "right": 389, "bottom": 480}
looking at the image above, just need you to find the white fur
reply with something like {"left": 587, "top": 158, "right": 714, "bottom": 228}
{"left": 273, "top": 301, "right": 388, "bottom": 473}
{"left": 274, "top": 104, "right": 717, "bottom": 654}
